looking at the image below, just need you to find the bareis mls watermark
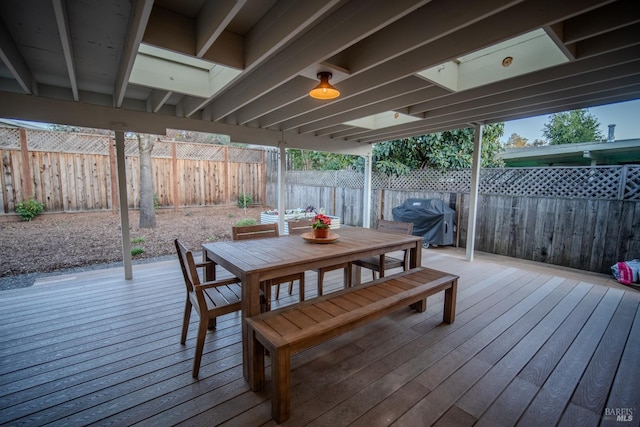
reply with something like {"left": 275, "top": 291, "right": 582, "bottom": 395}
{"left": 603, "top": 407, "right": 634, "bottom": 422}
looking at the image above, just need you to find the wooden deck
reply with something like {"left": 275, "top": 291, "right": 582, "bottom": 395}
{"left": 0, "top": 247, "right": 638, "bottom": 426}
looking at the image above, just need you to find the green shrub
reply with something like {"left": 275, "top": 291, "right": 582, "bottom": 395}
{"left": 15, "top": 198, "right": 45, "bottom": 221}
{"left": 237, "top": 193, "right": 253, "bottom": 208}
{"left": 235, "top": 218, "right": 257, "bottom": 226}
{"left": 131, "top": 237, "right": 145, "bottom": 244}
{"left": 153, "top": 193, "right": 160, "bottom": 211}
{"left": 131, "top": 247, "right": 145, "bottom": 256}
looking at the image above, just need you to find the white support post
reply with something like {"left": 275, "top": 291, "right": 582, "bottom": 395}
{"left": 466, "top": 123, "right": 483, "bottom": 262}
{"left": 115, "top": 131, "right": 132, "bottom": 279}
{"left": 277, "top": 141, "right": 286, "bottom": 235}
{"left": 362, "top": 154, "right": 372, "bottom": 228}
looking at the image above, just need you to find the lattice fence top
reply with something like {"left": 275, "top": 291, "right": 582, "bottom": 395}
{"left": 0, "top": 128, "right": 20, "bottom": 149}
{"left": 28, "top": 130, "right": 110, "bottom": 154}
{"left": 229, "top": 147, "right": 263, "bottom": 163}
{"left": 624, "top": 166, "right": 640, "bottom": 200}
{"left": 479, "top": 167, "right": 623, "bottom": 199}
{"left": 378, "top": 169, "right": 471, "bottom": 193}
{"left": 151, "top": 140, "right": 173, "bottom": 158}
{"left": 0, "top": 128, "right": 265, "bottom": 163}
{"left": 285, "top": 166, "right": 640, "bottom": 201}
{"left": 288, "top": 171, "right": 349, "bottom": 187}
{"left": 173, "top": 141, "right": 219, "bottom": 160}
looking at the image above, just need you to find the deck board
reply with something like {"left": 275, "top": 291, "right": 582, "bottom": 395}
{"left": 0, "top": 247, "right": 636, "bottom": 426}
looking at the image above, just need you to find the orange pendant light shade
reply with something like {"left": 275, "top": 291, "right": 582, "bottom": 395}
{"left": 309, "top": 72, "right": 340, "bottom": 100}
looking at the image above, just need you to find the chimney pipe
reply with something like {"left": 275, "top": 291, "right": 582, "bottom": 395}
{"left": 608, "top": 124, "right": 616, "bottom": 142}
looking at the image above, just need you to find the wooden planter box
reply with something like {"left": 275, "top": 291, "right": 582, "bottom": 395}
{"left": 260, "top": 211, "right": 341, "bottom": 234}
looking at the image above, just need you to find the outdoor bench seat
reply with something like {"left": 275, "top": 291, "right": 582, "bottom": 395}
{"left": 245, "top": 266, "right": 459, "bottom": 423}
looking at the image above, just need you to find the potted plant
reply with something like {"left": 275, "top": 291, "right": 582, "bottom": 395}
{"left": 311, "top": 213, "right": 332, "bottom": 238}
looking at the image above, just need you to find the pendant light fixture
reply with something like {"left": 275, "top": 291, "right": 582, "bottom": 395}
{"left": 309, "top": 72, "right": 340, "bottom": 100}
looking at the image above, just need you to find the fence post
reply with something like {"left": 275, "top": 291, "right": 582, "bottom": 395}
{"left": 19, "top": 129, "right": 32, "bottom": 198}
{"left": 172, "top": 142, "right": 180, "bottom": 210}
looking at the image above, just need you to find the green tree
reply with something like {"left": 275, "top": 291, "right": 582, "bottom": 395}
{"left": 505, "top": 132, "right": 528, "bottom": 148}
{"left": 370, "top": 123, "right": 505, "bottom": 175}
{"left": 542, "top": 109, "right": 604, "bottom": 145}
{"left": 287, "top": 149, "right": 357, "bottom": 171}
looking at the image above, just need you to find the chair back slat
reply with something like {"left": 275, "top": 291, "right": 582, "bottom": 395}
{"left": 377, "top": 219, "right": 414, "bottom": 235}
{"left": 232, "top": 223, "right": 279, "bottom": 240}
{"left": 175, "top": 239, "right": 201, "bottom": 292}
{"left": 287, "top": 218, "right": 315, "bottom": 235}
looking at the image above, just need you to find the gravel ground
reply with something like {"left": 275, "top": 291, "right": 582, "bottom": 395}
{"left": 0, "top": 206, "right": 264, "bottom": 291}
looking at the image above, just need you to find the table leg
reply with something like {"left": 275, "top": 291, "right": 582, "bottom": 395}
{"left": 202, "top": 248, "right": 216, "bottom": 281}
{"left": 410, "top": 242, "right": 423, "bottom": 268}
{"left": 242, "top": 273, "right": 261, "bottom": 382}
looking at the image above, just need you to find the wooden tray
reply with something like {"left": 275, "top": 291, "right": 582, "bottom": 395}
{"left": 301, "top": 231, "right": 340, "bottom": 244}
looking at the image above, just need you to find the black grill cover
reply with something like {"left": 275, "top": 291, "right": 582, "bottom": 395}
{"left": 391, "top": 198, "right": 455, "bottom": 246}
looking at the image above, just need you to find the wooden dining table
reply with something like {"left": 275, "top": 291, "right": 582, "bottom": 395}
{"left": 201, "top": 226, "right": 423, "bottom": 383}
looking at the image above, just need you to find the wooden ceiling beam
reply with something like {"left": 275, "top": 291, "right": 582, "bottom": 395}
{"left": 409, "top": 45, "right": 640, "bottom": 116}
{"left": 233, "top": 0, "right": 521, "bottom": 125}
{"left": 243, "top": 0, "right": 615, "bottom": 134}
{"left": 0, "top": 19, "right": 36, "bottom": 95}
{"left": 183, "top": 0, "right": 341, "bottom": 117}
{"left": 52, "top": 0, "right": 79, "bottom": 101}
{"left": 295, "top": 85, "right": 448, "bottom": 135}
{"left": 207, "top": 0, "right": 426, "bottom": 120}
{"left": 196, "top": 0, "right": 247, "bottom": 57}
{"left": 114, "top": 0, "right": 154, "bottom": 108}
{"left": 563, "top": 0, "right": 640, "bottom": 44}
{"left": 289, "top": 45, "right": 640, "bottom": 137}
{"left": 351, "top": 84, "right": 640, "bottom": 143}
{"left": 421, "top": 62, "right": 640, "bottom": 121}
{"left": 267, "top": 77, "right": 434, "bottom": 129}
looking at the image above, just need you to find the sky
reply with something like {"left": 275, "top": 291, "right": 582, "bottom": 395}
{"left": 502, "top": 99, "right": 640, "bottom": 143}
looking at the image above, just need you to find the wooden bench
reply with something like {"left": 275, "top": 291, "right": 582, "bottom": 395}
{"left": 245, "top": 266, "right": 459, "bottom": 423}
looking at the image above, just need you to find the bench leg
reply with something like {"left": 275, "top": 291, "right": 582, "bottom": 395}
{"left": 443, "top": 280, "right": 457, "bottom": 324}
{"left": 352, "top": 265, "right": 362, "bottom": 286}
{"left": 271, "top": 347, "right": 291, "bottom": 423}
{"left": 412, "top": 298, "right": 427, "bottom": 313}
{"left": 248, "top": 329, "right": 265, "bottom": 391}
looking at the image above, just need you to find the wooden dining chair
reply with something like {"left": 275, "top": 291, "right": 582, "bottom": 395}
{"left": 352, "top": 219, "right": 414, "bottom": 281}
{"left": 287, "top": 218, "right": 351, "bottom": 296}
{"left": 175, "top": 239, "right": 242, "bottom": 377}
{"left": 232, "top": 223, "right": 305, "bottom": 310}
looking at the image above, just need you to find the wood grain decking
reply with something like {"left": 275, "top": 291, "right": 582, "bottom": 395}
{"left": 0, "top": 247, "right": 638, "bottom": 426}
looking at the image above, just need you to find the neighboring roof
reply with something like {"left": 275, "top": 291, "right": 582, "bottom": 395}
{"left": 0, "top": 118, "right": 51, "bottom": 130}
{"left": 500, "top": 138, "right": 640, "bottom": 166}
{"left": 0, "top": 1, "right": 639, "bottom": 155}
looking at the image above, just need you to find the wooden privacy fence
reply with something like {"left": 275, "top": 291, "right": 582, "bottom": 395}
{"left": 0, "top": 128, "right": 266, "bottom": 213}
{"left": 266, "top": 160, "right": 640, "bottom": 275}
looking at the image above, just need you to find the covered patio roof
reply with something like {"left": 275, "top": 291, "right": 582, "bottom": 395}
{"left": 0, "top": 0, "right": 639, "bottom": 156}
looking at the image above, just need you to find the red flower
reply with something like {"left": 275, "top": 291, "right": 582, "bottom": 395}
{"left": 312, "top": 213, "right": 332, "bottom": 229}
